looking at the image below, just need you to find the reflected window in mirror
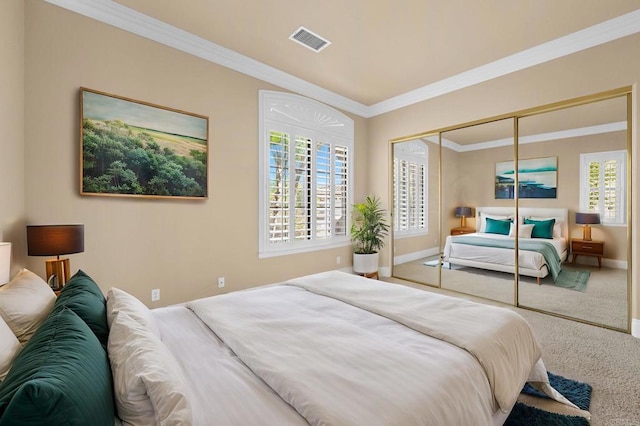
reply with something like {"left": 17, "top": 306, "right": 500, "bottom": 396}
{"left": 394, "top": 141, "right": 428, "bottom": 237}
{"left": 579, "top": 150, "right": 626, "bottom": 225}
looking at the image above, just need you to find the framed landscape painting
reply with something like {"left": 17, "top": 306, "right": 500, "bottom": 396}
{"left": 80, "top": 88, "right": 209, "bottom": 199}
{"left": 495, "top": 156, "right": 557, "bottom": 199}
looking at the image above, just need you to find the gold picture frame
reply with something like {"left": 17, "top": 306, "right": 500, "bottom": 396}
{"left": 80, "top": 88, "right": 209, "bottom": 200}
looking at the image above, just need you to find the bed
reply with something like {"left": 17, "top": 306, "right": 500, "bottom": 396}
{"left": 0, "top": 269, "right": 579, "bottom": 426}
{"left": 444, "top": 207, "right": 569, "bottom": 284}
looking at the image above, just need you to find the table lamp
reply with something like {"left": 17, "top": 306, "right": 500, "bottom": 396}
{"left": 0, "top": 242, "right": 10, "bottom": 285}
{"left": 455, "top": 206, "right": 472, "bottom": 228}
{"left": 26, "top": 224, "right": 84, "bottom": 289}
{"left": 575, "top": 213, "right": 600, "bottom": 241}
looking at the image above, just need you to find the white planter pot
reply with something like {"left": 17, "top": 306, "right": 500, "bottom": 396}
{"left": 353, "top": 253, "right": 379, "bottom": 274}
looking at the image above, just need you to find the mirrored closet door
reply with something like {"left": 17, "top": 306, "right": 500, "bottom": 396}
{"left": 516, "top": 94, "right": 630, "bottom": 331}
{"left": 439, "top": 118, "right": 516, "bottom": 305}
{"left": 390, "top": 87, "right": 631, "bottom": 332}
{"left": 391, "top": 137, "right": 440, "bottom": 287}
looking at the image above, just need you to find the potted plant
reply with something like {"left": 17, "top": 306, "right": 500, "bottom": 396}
{"left": 350, "top": 196, "right": 390, "bottom": 274}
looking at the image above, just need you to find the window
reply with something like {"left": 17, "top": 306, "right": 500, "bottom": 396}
{"left": 259, "top": 91, "right": 354, "bottom": 257}
{"left": 579, "top": 150, "right": 626, "bottom": 225}
{"left": 393, "top": 141, "right": 428, "bottom": 237}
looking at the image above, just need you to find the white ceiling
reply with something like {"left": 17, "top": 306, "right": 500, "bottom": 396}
{"left": 45, "top": 0, "right": 640, "bottom": 117}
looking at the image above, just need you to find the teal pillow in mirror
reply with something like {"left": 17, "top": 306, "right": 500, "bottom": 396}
{"left": 54, "top": 270, "right": 108, "bottom": 349}
{"left": 0, "top": 307, "right": 114, "bottom": 426}
{"left": 524, "top": 218, "right": 555, "bottom": 239}
{"left": 484, "top": 217, "right": 512, "bottom": 235}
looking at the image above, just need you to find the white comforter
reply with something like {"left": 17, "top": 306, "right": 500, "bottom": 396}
{"left": 444, "top": 233, "right": 567, "bottom": 271}
{"left": 185, "top": 271, "right": 567, "bottom": 426}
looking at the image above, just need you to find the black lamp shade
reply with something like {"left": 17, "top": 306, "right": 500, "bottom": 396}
{"left": 575, "top": 213, "right": 601, "bottom": 225}
{"left": 27, "top": 225, "right": 84, "bottom": 256}
{"left": 455, "top": 207, "right": 472, "bottom": 217}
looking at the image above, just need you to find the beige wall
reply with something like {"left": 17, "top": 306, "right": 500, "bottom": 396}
{"left": 0, "top": 0, "right": 26, "bottom": 277}
{"left": 370, "top": 34, "right": 640, "bottom": 322}
{"left": 22, "top": 2, "right": 368, "bottom": 306}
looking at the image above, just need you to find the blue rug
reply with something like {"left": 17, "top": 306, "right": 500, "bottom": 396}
{"left": 505, "top": 372, "right": 592, "bottom": 426}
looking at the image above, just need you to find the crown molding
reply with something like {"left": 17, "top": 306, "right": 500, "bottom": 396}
{"left": 418, "top": 121, "right": 626, "bottom": 153}
{"left": 44, "top": 1, "right": 640, "bottom": 119}
{"left": 43, "top": 0, "right": 371, "bottom": 117}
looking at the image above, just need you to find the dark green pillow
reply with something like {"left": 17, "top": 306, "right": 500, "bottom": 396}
{"left": 485, "top": 217, "right": 512, "bottom": 235}
{"left": 55, "top": 270, "right": 108, "bottom": 349}
{"left": 60, "top": 270, "right": 105, "bottom": 300}
{"left": 524, "top": 218, "right": 555, "bottom": 239}
{"left": 0, "top": 308, "right": 114, "bottom": 426}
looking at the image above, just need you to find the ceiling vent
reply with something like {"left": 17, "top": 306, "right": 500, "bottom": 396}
{"left": 289, "top": 26, "right": 331, "bottom": 52}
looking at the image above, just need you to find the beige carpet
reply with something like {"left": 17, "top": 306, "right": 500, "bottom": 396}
{"left": 387, "top": 277, "right": 640, "bottom": 426}
{"left": 393, "top": 257, "right": 628, "bottom": 330}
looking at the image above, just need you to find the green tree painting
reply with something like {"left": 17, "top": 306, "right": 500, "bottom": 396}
{"left": 81, "top": 89, "right": 208, "bottom": 198}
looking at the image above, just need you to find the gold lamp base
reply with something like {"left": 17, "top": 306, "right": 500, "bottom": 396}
{"left": 582, "top": 225, "right": 592, "bottom": 241}
{"left": 45, "top": 258, "right": 70, "bottom": 290}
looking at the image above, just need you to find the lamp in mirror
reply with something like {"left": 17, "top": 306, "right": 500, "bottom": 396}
{"left": 0, "top": 242, "right": 10, "bottom": 285}
{"left": 26, "top": 225, "right": 84, "bottom": 290}
{"left": 575, "top": 213, "right": 600, "bottom": 241}
{"left": 455, "top": 206, "right": 472, "bottom": 228}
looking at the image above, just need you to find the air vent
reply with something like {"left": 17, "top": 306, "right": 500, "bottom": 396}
{"left": 289, "top": 26, "right": 331, "bottom": 52}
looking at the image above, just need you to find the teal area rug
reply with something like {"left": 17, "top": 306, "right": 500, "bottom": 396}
{"left": 554, "top": 269, "right": 590, "bottom": 292}
{"left": 505, "top": 372, "right": 592, "bottom": 426}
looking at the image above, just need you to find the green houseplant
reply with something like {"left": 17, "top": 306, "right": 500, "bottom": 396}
{"left": 350, "top": 196, "right": 390, "bottom": 274}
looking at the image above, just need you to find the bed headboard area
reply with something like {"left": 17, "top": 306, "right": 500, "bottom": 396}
{"left": 475, "top": 207, "right": 569, "bottom": 240}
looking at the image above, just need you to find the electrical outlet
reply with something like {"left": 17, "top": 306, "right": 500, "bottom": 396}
{"left": 218, "top": 277, "right": 225, "bottom": 288}
{"left": 336, "top": 256, "right": 341, "bottom": 264}
{"left": 151, "top": 289, "right": 160, "bottom": 302}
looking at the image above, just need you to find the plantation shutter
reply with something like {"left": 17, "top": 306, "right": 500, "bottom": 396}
{"left": 260, "top": 91, "right": 354, "bottom": 257}
{"left": 394, "top": 154, "right": 427, "bottom": 236}
{"left": 268, "top": 130, "right": 349, "bottom": 245}
{"left": 580, "top": 150, "right": 626, "bottom": 225}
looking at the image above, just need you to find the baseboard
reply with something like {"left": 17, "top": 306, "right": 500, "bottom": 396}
{"left": 394, "top": 247, "right": 439, "bottom": 265}
{"left": 379, "top": 267, "right": 391, "bottom": 278}
{"left": 602, "top": 258, "right": 627, "bottom": 269}
{"left": 632, "top": 319, "right": 640, "bottom": 338}
{"left": 572, "top": 257, "right": 627, "bottom": 269}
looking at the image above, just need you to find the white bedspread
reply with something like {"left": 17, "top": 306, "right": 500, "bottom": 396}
{"left": 444, "top": 233, "right": 567, "bottom": 270}
{"left": 185, "top": 271, "right": 558, "bottom": 425}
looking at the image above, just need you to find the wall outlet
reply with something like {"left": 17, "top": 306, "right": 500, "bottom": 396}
{"left": 151, "top": 289, "right": 160, "bottom": 302}
{"left": 336, "top": 256, "right": 341, "bottom": 264}
{"left": 218, "top": 277, "right": 225, "bottom": 288}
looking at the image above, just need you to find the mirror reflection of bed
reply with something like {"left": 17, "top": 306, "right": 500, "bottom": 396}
{"left": 443, "top": 207, "right": 569, "bottom": 305}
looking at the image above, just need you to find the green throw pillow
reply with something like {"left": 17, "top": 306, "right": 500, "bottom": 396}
{"left": 485, "top": 217, "right": 512, "bottom": 235}
{"left": 54, "top": 270, "right": 108, "bottom": 349}
{"left": 524, "top": 218, "right": 555, "bottom": 239}
{"left": 0, "top": 308, "right": 115, "bottom": 426}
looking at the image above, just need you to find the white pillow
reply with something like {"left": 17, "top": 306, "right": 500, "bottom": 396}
{"left": 527, "top": 217, "right": 563, "bottom": 238}
{"left": 0, "top": 269, "right": 56, "bottom": 345}
{"left": 0, "top": 317, "right": 21, "bottom": 381}
{"left": 108, "top": 311, "right": 192, "bottom": 426}
{"left": 479, "top": 213, "right": 510, "bottom": 233}
{"left": 508, "top": 223, "right": 534, "bottom": 238}
{"left": 107, "top": 288, "right": 160, "bottom": 338}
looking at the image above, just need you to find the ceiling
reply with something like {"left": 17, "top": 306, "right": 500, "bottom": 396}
{"left": 47, "top": 0, "right": 640, "bottom": 117}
